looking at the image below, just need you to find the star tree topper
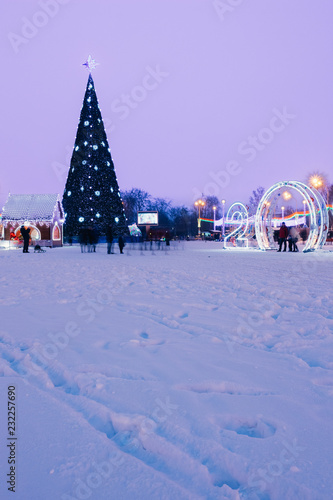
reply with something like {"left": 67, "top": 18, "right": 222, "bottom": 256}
{"left": 82, "top": 55, "right": 99, "bottom": 72}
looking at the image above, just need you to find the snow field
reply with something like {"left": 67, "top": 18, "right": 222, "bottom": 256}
{"left": 0, "top": 241, "right": 332, "bottom": 499}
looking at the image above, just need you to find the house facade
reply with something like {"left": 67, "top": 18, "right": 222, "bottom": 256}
{"left": 1, "top": 194, "right": 65, "bottom": 247}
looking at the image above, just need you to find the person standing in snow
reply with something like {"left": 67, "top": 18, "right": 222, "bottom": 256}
{"left": 277, "top": 222, "right": 288, "bottom": 252}
{"left": 106, "top": 225, "right": 114, "bottom": 254}
{"left": 288, "top": 226, "right": 299, "bottom": 252}
{"left": 118, "top": 235, "right": 125, "bottom": 254}
{"left": 20, "top": 222, "right": 31, "bottom": 253}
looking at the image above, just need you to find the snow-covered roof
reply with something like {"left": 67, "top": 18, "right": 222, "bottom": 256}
{"left": 2, "top": 194, "right": 63, "bottom": 222}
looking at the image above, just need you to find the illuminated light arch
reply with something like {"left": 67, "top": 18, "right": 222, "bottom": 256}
{"left": 223, "top": 202, "right": 249, "bottom": 249}
{"left": 255, "top": 181, "right": 328, "bottom": 252}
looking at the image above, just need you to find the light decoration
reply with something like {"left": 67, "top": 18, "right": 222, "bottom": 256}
{"left": 62, "top": 70, "right": 128, "bottom": 236}
{"left": 75, "top": 146, "right": 79, "bottom": 151}
{"left": 79, "top": 217, "right": 84, "bottom": 222}
{"left": 115, "top": 217, "right": 119, "bottom": 223}
{"left": 255, "top": 181, "right": 328, "bottom": 252}
{"left": 223, "top": 203, "right": 249, "bottom": 249}
{"left": 96, "top": 213, "right": 101, "bottom": 218}
{"left": 82, "top": 55, "right": 100, "bottom": 72}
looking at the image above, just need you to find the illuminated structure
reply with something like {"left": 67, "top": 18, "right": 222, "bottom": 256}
{"left": 255, "top": 181, "right": 328, "bottom": 252}
{"left": 62, "top": 58, "right": 127, "bottom": 236}
{"left": 223, "top": 203, "right": 249, "bottom": 249}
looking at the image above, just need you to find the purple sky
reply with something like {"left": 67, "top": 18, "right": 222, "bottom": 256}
{"left": 1, "top": 0, "right": 333, "bottom": 210}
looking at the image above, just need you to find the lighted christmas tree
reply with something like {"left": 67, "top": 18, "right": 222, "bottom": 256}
{"left": 62, "top": 57, "right": 127, "bottom": 236}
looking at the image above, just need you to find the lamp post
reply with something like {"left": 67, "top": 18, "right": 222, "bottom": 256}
{"left": 281, "top": 206, "right": 285, "bottom": 220}
{"left": 213, "top": 206, "right": 216, "bottom": 231}
{"left": 221, "top": 199, "right": 226, "bottom": 239}
{"left": 194, "top": 199, "right": 205, "bottom": 236}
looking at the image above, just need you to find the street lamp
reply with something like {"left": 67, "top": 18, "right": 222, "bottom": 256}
{"left": 194, "top": 199, "right": 205, "bottom": 236}
{"left": 281, "top": 206, "right": 285, "bottom": 220}
{"left": 221, "top": 199, "right": 226, "bottom": 238}
{"left": 213, "top": 206, "right": 216, "bottom": 231}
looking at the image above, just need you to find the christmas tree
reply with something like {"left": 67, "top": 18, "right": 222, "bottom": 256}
{"left": 62, "top": 58, "right": 127, "bottom": 236}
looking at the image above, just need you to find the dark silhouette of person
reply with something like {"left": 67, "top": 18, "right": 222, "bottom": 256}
{"left": 288, "top": 226, "right": 299, "bottom": 252}
{"left": 20, "top": 223, "right": 31, "bottom": 253}
{"left": 118, "top": 235, "right": 125, "bottom": 254}
{"left": 106, "top": 225, "right": 114, "bottom": 254}
{"left": 78, "top": 227, "right": 88, "bottom": 253}
{"left": 277, "top": 222, "right": 288, "bottom": 252}
{"left": 91, "top": 225, "right": 99, "bottom": 252}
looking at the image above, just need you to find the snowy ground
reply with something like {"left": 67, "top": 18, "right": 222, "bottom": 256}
{"left": 0, "top": 241, "right": 332, "bottom": 500}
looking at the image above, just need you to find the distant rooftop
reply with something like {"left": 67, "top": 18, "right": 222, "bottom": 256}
{"left": 2, "top": 194, "right": 63, "bottom": 222}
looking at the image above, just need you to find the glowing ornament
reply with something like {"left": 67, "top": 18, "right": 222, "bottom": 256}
{"left": 82, "top": 160, "right": 87, "bottom": 165}
{"left": 84, "top": 141, "right": 88, "bottom": 146}
{"left": 80, "top": 186, "right": 84, "bottom": 191}
{"left": 79, "top": 217, "right": 84, "bottom": 222}
{"left": 82, "top": 55, "right": 100, "bottom": 72}
{"left": 115, "top": 217, "right": 119, "bottom": 223}
{"left": 94, "top": 166, "right": 98, "bottom": 171}
{"left": 96, "top": 213, "right": 101, "bottom": 218}
{"left": 107, "top": 161, "right": 110, "bottom": 166}
{"left": 84, "top": 121, "right": 89, "bottom": 126}
{"left": 110, "top": 187, "right": 114, "bottom": 193}
{"left": 95, "top": 191, "right": 100, "bottom": 196}
{"left": 67, "top": 191, "right": 71, "bottom": 196}
{"left": 93, "top": 145, "right": 98, "bottom": 150}
{"left": 75, "top": 146, "right": 79, "bottom": 151}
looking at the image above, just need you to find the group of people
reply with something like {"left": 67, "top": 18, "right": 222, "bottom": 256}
{"left": 277, "top": 222, "right": 299, "bottom": 252}
{"left": 78, "top": 225, "right": 125, "bottom": 254}
{"left": 78, "top": 226, "right": 99, "bottom": 253}
{"left": 106, "top": 225, "right": 125, "bottom": 254}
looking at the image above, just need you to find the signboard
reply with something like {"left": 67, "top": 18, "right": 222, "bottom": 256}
{"left": 137, "top": 211, "right": 159, "bottom": 226}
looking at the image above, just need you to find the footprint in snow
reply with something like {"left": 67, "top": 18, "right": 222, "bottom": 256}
{"left": 219, "top": 416, "right": 276, "bottom": 439}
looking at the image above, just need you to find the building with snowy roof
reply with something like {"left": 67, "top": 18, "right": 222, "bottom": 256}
{"left": 1, "top": 194, "right": 65, "bottom": 247}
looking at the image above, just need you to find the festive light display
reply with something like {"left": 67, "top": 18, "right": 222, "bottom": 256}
{"left": 223, "top": 203, "right": 249, "bottom": 249}
{"left": 255, "top": 181, "right": 328, "bottom": 252}
{"left": 62, "top": 69, "right": 127, "bottom": 236}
